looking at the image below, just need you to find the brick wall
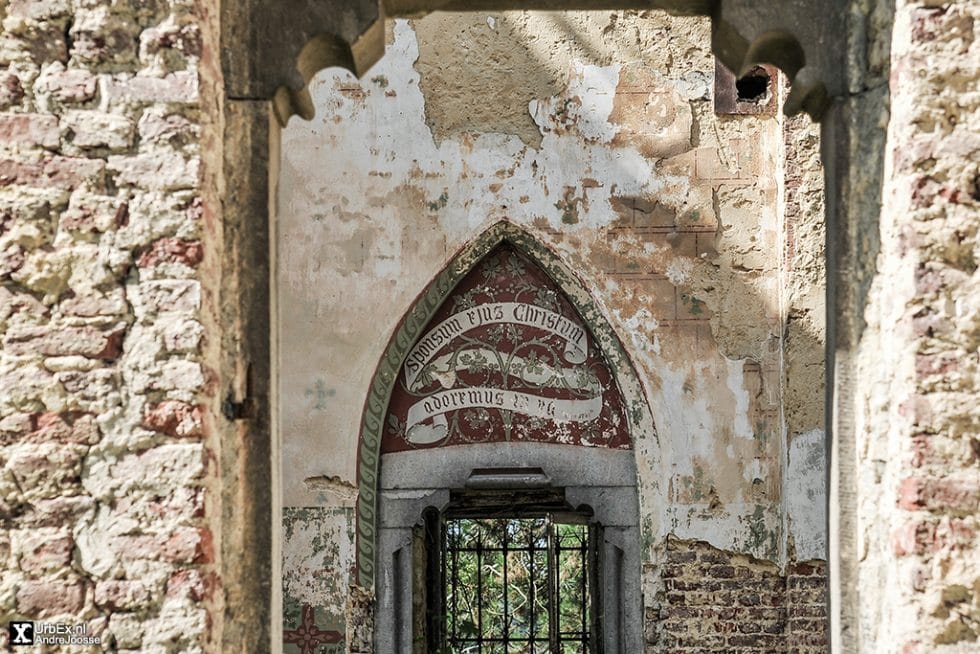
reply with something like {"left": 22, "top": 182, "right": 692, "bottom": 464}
{"left": 0, "top": 0, "right": 214, "bottom": 649}
{"left": 647, "top": 538, "right": 827, "bottom": 653}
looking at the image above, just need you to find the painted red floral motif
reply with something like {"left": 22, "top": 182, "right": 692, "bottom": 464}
{"left": 382, "top": 245, "right": 630, "bottom": 452}
{"left": 283, "top": 604, "right": 342, "bottom": 654}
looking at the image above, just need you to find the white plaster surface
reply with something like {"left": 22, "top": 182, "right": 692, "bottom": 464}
{"left": 277, "top": 14, "right": 824, "bottom": 567}
{"left": 786, "top": 428, "right": 827, "bottom": 561}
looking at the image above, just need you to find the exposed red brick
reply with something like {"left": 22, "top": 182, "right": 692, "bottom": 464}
{"left": 166, "top": 569, "right": 210, "bottom": 602}
{"left": 137, "top": 237, "right": 203, "bottom": 268}
{"left": 911, "top": 175, "right": 942, "bottom": 208}
{"left": 16, "top": 580, "right": 85, "bottom": 617}
{"left": 656, "top": 539, "right": 827, "bottom": 652}
{"left": 893, "top": 517, "right": 975, "bottom": 557}
{"left": 141, "top": 400, "right": 204, "bottom": 438}
{"left": 43, "top": 67, "right": 98, "bottom": 104}
{"left": 915, "top": 352, "right": 960, "bottom": 379}
{"left": 897, "top": 395, "right": 933, "bottom": 429}
{"left": 914, "top": 263, "right": 944, "bottom": 295}
{"left": 0, "top": 71, "right": 25, "bottom": 108}
{"left": 117, "top": 527, "right": 211, "bottom": 564}
{"left": 898, "top": 476, "right": 980, "bottom": 514}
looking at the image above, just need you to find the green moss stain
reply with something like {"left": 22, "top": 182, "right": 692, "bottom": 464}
{"left": 682, "top": 465, "right": 708, "bottom": 501}
{"left": 427, "top": 190, "right": 449, "bottom": 211}
{"left": 680, "top": 293, "right": 704, "bottom": 316}
{"left": 744, "top": 504, "right": 778, "bottom": 560}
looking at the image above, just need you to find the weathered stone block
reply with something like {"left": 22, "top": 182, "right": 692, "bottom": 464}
{"left": 107, "top": 151, "right": 199, "bottom": 191}
{"left": 136, "top": 279, "right": 200, "bottom": 314}
{"left": 3, "top": 323, "right": 126, "bottom": 359}
{"left": 0, "top": 70, "right": 26, "bottom": 108}
{"left": 108, "top": 613, "right": 144, "bottom": 649}
{"left": 141, "top": 606, "right": 207, "bottom": 648}
{"left": 59, "top": 288, "right": 128, "bottom": 317}
{"left": 137, "top": 108, "right": 199, "bottom": 146}
{"left": 16, "top": 579, "right": 84, "bottom": 617}
{"left": 0, "top": 362, "right": 63, "bottom": 413}
{"left": 30, "top": 411, "right": 100, "bottom": 444}
{"left": 111, "top": 443, "right": 205, "bottom": 489}
{"left": 5, "top": 0, "right": 71, "bottom": 22}
{"left": 0, "top": 155, "right": 105, "bottom": 190}
{"left": 35, "top": 64, "right": 98, "bottom": 106}
{"left": 25, "top": 494, "right": 96, "bottom": 528}
{"left": 100, "top": 71, "right": 198, "bottom": 106}
{"left": 63, "top": 110, "right": 134, "bottom": 151}
{"left": 14, "top": 528, "right": 73, "bottom": 575}
{"left": 69, "top": 7, "right": 140, "bottom": 67}
{"left": 898, "top": 476, "right": 980, "bottom": 514}
{"left": 140, "top": 20, "right": 202, "bottom": 68}
{"left": 0, "top": 114, "right": 60, "bottom": 149}
{"left": 150, "top": 359, "right": 204, "bottom": 394}
{"left": 5, "top": 442, "right": 85, "bottom": 500}
{"left": 160, "top": 317, "right": 203, "bottom": 353}
{"left": 95, "top": 579, "right": 154, "bottom": 611}
{"left": 166, "top": 568, "right": 208, "bottom": 602}
{"left": 117, "top": 527, "right": 211, "bottom": 565}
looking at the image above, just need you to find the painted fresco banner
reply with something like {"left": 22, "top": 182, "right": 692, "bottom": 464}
{"left": 382, "top": 245, "right": 630, "bottom": 451}
{"left": 404, "top": 302, "right": 588, "bottom": 390}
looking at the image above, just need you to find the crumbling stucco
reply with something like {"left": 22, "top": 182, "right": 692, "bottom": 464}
{"left": 277, "top": 9, "right": 829, "bottom": 647}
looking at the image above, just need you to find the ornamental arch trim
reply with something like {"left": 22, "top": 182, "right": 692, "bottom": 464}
{"left": 355, "top": 220, "right": 655, "bottom": 588}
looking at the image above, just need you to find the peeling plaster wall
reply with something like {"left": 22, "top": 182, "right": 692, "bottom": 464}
{"left": 276, "top": 10, "right": 828, "bottom": 647}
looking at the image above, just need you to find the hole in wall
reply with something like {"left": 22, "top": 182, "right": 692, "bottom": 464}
{"left": 736, "top": 66, "right": 771, "bottom": 103}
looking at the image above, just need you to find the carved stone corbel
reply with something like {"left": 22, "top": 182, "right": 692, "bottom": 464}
{"left": 227, "top": 0, "right": 846, "bottom": 125}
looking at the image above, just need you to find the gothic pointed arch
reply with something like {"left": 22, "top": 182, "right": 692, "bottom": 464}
{"left": 355, "top": 221, "right": 653, "bottom": 588}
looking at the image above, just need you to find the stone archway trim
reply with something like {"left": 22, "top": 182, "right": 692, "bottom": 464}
{"left": 354, "top": 221, "right": 654, "bottom": 588}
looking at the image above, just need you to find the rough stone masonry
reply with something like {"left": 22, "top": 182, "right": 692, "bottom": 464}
{"left": 1, "top": 1, "right": 978, "bottom": 653}
{"left": 0, "top": 0, "right": 215, "bottom": 650}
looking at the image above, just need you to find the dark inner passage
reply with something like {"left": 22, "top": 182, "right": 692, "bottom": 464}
{"left": 736, "top": 67, "right": 771, "bottom": 103}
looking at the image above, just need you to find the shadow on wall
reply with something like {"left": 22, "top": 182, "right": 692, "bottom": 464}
{"left": 276, "top": 10, "right": 828, "bottom": 652}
